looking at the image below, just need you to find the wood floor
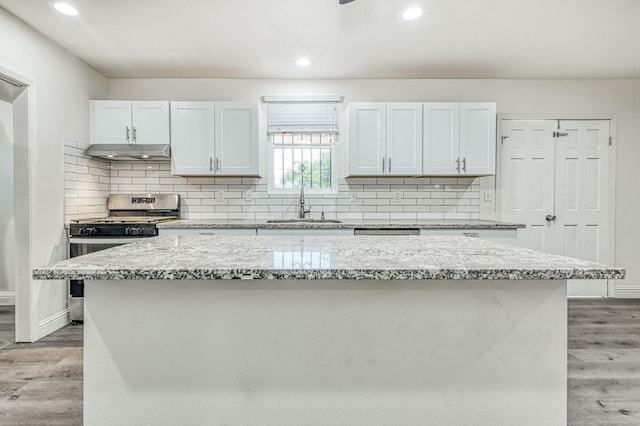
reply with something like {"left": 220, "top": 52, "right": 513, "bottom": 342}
{"left": 0, "top": 299, "right": 639, "bottom": 425}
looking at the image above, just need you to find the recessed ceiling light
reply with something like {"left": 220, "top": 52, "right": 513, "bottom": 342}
{"left": 51, "top": 1, "right": 79, "bottom": 16}
{"left": 401, "top": 6, "right": 424, "bottom": 21}
{"left": 296, "top": 58, "right": 311, "bottom": 67}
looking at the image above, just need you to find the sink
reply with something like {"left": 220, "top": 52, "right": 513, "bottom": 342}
{"left": 266, "top": 219, "right": 343, "bottom": 224}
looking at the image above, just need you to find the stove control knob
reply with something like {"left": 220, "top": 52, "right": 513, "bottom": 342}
{"left": 81, "top": 227, "right": 97, "bottom": 236}
{"left": 126, "top": 227, "right": 144, "bottom": 236}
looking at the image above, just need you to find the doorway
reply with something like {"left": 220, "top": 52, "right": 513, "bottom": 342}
{"left": 0, "top": 68, "right": 35, "bottom": 341}
{"left": 499, "top": 119, "right": 614, "bottom": 297}
{"left": 0, "top": 97, "right": 15, "bottom": 308}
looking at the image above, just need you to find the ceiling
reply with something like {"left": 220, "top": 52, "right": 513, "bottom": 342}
{"left": 1, "top": 0, "right": 639, "bottom": 79}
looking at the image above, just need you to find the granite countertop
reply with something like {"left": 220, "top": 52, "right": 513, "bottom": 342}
{"left": 157, "top": 219, "right": 525, "bottom": 230}
{"left": 34, "top": 235, "right": 624, "bottom": 281}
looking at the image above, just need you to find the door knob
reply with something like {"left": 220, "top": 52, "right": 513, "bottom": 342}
{"left": 545, "top": 215, "right": 557, "bottom": 222}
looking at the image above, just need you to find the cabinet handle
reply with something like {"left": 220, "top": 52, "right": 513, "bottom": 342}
{"left": 462, "top": 157, "right": 466, "bottom": 172}
{"left": 209, "top": 157, "right": 213, "bottom": 172}
{"left": 463, "top": 232, "right": 480, "bottom": 237}
{"left": 216, "top": 157, "right": 220, "bottom": 172}
{"left": 456, "top": 158, "right": 460, "bottom": 173}
{"left": 132, "top": 126, "right": 137, "bottom": 143}
{"left": 388, "top": 158, "right": 391, "bottom": 173}
{"left": 382, "top": 158, "right": 386, "bottom": 174}
{"left": 126, "top": 126, "right": 130, "bottom": 142}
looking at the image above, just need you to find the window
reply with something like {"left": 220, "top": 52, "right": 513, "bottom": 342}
{"left": 264, "top": 94, "right": 341, "bottom": 193}
{"left": 271, "top": 132, "right": 334, "bottom": 190}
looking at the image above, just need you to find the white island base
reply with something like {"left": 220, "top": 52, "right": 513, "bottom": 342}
{"left": 85, "top": 279, "right": 567, "bottom": 426}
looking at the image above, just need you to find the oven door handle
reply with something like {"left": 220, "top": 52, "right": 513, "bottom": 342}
{"left": 69, "top": 237, "right": 150, "bottom": 245}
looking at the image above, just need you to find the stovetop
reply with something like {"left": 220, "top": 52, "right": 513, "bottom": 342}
{"left": 71, "top": 216, "right": 178, "bottom": 225}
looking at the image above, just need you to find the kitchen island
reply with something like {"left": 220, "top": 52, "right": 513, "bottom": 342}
{"left": 34, "top": 235, "right": 624, "bottom": 426}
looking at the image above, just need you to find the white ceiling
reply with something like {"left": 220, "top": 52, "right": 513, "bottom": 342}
{"left": 1, "top": 0, "right": 639, "bottom": 79}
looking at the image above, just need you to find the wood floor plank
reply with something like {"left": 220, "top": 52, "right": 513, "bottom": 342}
{"left": 0, "top": 300, "right": 639, "bottom": 425}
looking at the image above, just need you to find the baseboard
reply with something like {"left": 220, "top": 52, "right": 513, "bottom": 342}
{"left": 613, "top": 287, "right": 640, "bottom": 298}
{"left": 36, "top": 308, "right": 70, "bottom": 341}
{"left": 0, "top": 291, "right": 16, "bottom": 305}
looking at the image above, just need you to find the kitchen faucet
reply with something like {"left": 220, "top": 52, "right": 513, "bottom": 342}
{"left": 299, "top": 186, "right": 310, "bottom": 219}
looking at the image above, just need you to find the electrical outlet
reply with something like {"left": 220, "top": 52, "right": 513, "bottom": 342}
{"left": 216, "top": 191, "right": 225, "bottom": 200}
{"left": 393, "top": 191, "right": 402, "bottom": 202}
{"left": 483, "top": 191, "right": 493, "bottom": 202}
{"left": 349, "top": 192, "right": 357, "bottom": 202}
{"left": 245, "top": 190, "right": 252, "bottom": 201}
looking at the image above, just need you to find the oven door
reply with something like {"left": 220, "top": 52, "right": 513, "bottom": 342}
{"left": 69, "top": 237, "right": 146, "bottom": 257}
{"left": 68, "top": 236, "right": 151, "bottom": 322}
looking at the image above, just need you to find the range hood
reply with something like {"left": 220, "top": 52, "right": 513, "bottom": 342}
{"left": 85, "top": 144, "right": 171, "bottom": 161}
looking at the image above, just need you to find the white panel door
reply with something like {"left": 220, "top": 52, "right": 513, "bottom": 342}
{"left": 131, "top": 101, "right": 170, "bottom": 145}
{"left": 554, "top": 120, "right": 610, "bottom": 296}
{"left": 501, "top": 120, "right": 556, "bottom": 252}
{"left": 170, "top": 102, "right": 215, "bottom": 175}
{"left": 423, "top": 103, "right": 460, "bottom": 175}
{"left": 386, "top": 103, "right": 423, "bottom": 175}
{"left": 214, "top": 102, "right": 260, "bottom": 175}
{"left": 348, "top": 103, "right": 386, "bottom": 175}
{"left": 92, "top": 100, "right": 132, "bottom": 144}
{"left": 500, "top": 119, "right": 611, "bottom": 297}
{"left": 460, "top": 103, "right": 496, "bottom": 175}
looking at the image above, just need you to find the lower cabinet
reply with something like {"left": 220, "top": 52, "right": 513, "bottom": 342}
{"left": 158, "top": 228, "right": 257, "bottom": 236}
{"left": 257, "top": 229, "right": 354, "bottom": 236}
{"left": 420, "top": 228, "right": 518, "bottom": 245}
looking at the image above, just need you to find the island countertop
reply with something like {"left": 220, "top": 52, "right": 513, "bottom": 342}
{"left": 156, "top": 218, "right": 525, "bottom": 229}
{"left": 34, "top": 235, "right": 624, "bottom": 281}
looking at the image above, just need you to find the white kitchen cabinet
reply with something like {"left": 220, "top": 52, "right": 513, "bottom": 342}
{"left": 257, "top": 228, "right": 354, "bottom": 236}
{"left": 423, "top": 102, "right": 496, "bottom": 176}
{"left": 170, "top": 101, "right": 260, "bottom": 176}
{"left": 158, "top": 228, "right": 257, "bottom": 236}
{"left": 348, "top": 102, "right": 422, "bottom": 176}
{"left": 215, "top": 102, "right": 260, "bottom": 175}
{"left": 420, "top": 228, "right": 517, "bottom": 245}
{"left": 92, "top": 100, "right": 170, "bottom": 145}
{"left": 170, "top": 102, "right": 215, "bottom": 175}
{"left": 348, "top": 103, "right": 386, "bottom": 175}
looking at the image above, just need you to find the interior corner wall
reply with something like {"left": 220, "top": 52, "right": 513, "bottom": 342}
{"left": 0, "top": 8, "right": 108, "bottom": 340}
{"left": 0, "top": 100, "right": 14, "bottom": 305}
{"left": 108, "top": 78, "right": 640, "bottom": 294}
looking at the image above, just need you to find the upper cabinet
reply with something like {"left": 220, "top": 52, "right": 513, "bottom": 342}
{"left": 458, "top": 103, "right": 496, "bottom": 176}
{"left": 92, "top": 101, "right": 170, "bottom": 145}
{"left": 423, "top": 102, "right": 496, "bottom": 176}
{"left": 349, "top": 102, "right": 423, "bottom": 176}
{"left": 349, "top": 101, "right": 496, "bottom": 176}
{"left": 171, "top": 101, "right": 259, "bottom": 176}
{"left": 215, "top": 102, "right": 260, "bottom": 175}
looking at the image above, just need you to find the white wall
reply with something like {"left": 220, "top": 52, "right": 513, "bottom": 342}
{"left": 109, "top": 78, "right": 640, "bottom": 295}
{"left": 0, "top": 99, "right": 14, "bottom": 305}
{"left": 0, "top": 8, "right": 107, "bottom": 340}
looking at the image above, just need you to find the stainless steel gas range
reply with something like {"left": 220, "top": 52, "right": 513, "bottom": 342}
{"left": 68, "top": 193, "right": 180, "bottom": 321}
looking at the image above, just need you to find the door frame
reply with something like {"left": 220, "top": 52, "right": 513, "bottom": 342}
{"left": 496, "top": 114, "right": 618, "bottom": 297}
{"left": 0, "top": 64, "right": 37, "bottom": 340}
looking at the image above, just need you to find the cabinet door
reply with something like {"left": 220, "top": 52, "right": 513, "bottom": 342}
{"left": 214, "top": 102, "right": 260, "bottom": 175}
{"left": 459, "top": 102, "right": 496, "bottom": 175}
{"left": 423, "top": 103, "right": 460, "bottom": 175}
{"left": 386, "top": 103, "right": 423, "bottom": 175}
{"left": 92, "top": 100, "right": 132, "bottom": 144}
{"left": 131, "top": 101, "right": 170, "bottom": 145}
{"left": 348, "top": 103, "right": 386, "bottom": 176}
{"left": 170, "top": 102, "right": 215, "bottom": 175}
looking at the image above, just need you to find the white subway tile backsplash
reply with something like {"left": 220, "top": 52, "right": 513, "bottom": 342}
{"left": 64, "top": 143, "right": 481, "bottom": 221}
